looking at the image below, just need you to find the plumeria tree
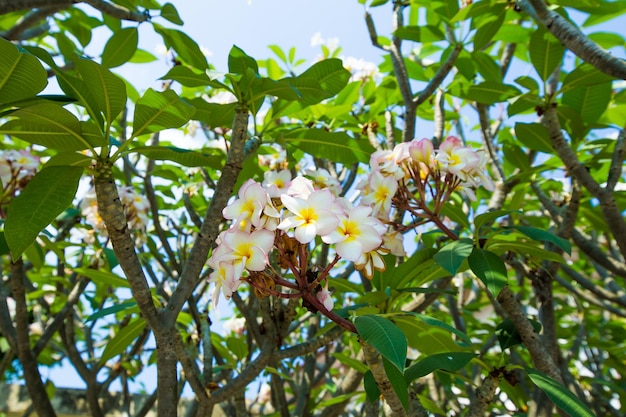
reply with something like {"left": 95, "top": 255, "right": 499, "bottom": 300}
{"left": 1, "top": 0, "right": 626, "bottom": 416}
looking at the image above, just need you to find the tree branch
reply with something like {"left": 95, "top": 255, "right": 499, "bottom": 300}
{"left": 166, "top": 105, "right": 250, "bottom": 321}
{"left": 517, "top": 0, "right": 626, "bottom": 80}
{"left": 496, "top": 286, "right": 563, "bottom": 383}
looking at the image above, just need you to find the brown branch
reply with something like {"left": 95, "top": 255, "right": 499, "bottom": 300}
{"left": 0, "top": 7, "right": 58, "bottom": 40}
{"left": 166, "top": 105, "right": 250, "bottom": 321}
{"left": 414, "top": 44, "right": 462, "bottom": 108}
{"left": 606, "top": 127, "right": 626, "bottom": 191}
{"left": 496, "top": 286, "right": 563, "bottom": 383}
{"left": 9, "top": 260, "right": 57, "bottom": 417}
{"left": 465, "top": 370, "right": 501, "bottom": 417}
{"left": 518, "top": 0, "right": 626, "bottom": 80}
{"left": 0, "top": 0, "right": 149, "bottom": 22}
{"left": 360, "top": 338, "right": 406, "bottom": 417}
{"left": 543, "top": 106, "right": 626, "bottom": 257}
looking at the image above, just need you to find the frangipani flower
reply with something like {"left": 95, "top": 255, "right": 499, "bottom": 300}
{"left": 219, "top": 229, "right": 275, "bottom": 272}
{"left": 322, "top": 205, "right": 384, "bottom": 262}
{"left": 278, "top": 189, "right": 339, "bottom": 244}
{"left": 359, "top": 171, "right": 398, "bottom": 219}
{"left": 222, "top": 179, "right": 268, "bottom": 231}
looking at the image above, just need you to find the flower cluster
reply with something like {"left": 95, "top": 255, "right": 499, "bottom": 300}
{"left": 359, "top": 136, "right": 494, "bottom": 228}
{"left": 207, "top": 171, "right": 388, "bottom": 309}
{"left": 80, "top": 186, "right": 150, "bottom": 242}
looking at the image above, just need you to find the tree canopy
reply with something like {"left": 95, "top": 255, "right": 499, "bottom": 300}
{"left": 1, "top": 1, "right": 626, "bottom": 416}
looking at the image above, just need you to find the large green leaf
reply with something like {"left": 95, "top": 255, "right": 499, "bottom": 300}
{"left": 433, "top": 238, "right": 474, "bottom": 275}
{"left": 99, "top": 318, "right": 147, "bottom": 365}
{"left": 5, "top": 166, "right": 83, "bottom": 259}
{"left": 73, "top": 267, "right": 130, "bottom": 288}
{"left": 129, "top": 145, "right": 223, "bottom": 168}
{"left": 514, "top": 225, "right": 572, "bottom": 255}
{"left": 101, "top": 27, "right": 139, "bottom": 68}
{"left": 74, "top": 58, "right": 127, "bottom": 125}
{"left": 85, "top": 300, "right": 138, "bottom": 322}
{"left": 0, "top": 102, "right": 91, "bottom": 150}
{"left": 131, "top": 88, "right": 196, "bottom": 137}
{"left": 472, "top": 3, "right": 507, "bottom": 50}
{"left": 562, "top": 81, "right": 612, "bottom": 124}
{"left": 529, "top": 28, "right": 565, "bottom": 81}
{"left": 473, "top": 209, "right": 513, "bottom": 233}
{"left": 394, "top": 25, "right": 446, "bottom": 43}
{"left": 388, "top": 247, "right": 439, "bottom": 288}
{"left": 298, "top": 58, "right": 351, "bottom": 98}
{"left": 160, "top": 2, "right": 184, "bottom": 25}
{"left": 514, "top": 122, "right": 553, "bottom": 153}
{"left": 468, "top": 248, "right": 508, "bottom": 295}
{"left": 466, "top": 81, "right": 521, "bottom": 104}
{"left": 0, "top": 38, "right": 48, "bottom": 105}
{"left": 159, "top": 66, "right": 227, "bottom": 88}
{"left": 154, "top": 25, "right": 208, "bottom": 70}
{"left": 228, "top": 45, "right": 259, "bottom": 75}
{"left": 405, "top": 352, "right": 477, "bottom": 383}
{"left": 561, "top": 63, "right": 616, "bottom": 92}
{"left": 189, "top": 99, "right": 237, "bottom": 127}
{"left": 280, "top": 128, "right": 374, "bottom": 164}
{"left": 355, "top": 315, "right": 407, "bottom": 372}
{"left": 527, "top": 369, "right": 595, "bottom": 417}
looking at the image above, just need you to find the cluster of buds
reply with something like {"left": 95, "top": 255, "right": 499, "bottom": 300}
{"left": 0, "top": 149, "right": 39, "bottom": 213}
{"left": 359, "top": 136, "right": 494, "bottom": 233}
{"left": 207, "top": 170, "right": 390, "bottom": 319}
{"left": 80, "top": 186, "right": 150, "bottom": 242}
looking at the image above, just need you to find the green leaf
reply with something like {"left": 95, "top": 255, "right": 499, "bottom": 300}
{"left": 280, "top": 128, "right": 374, "bottom": 165}
{"left": 472, "top": 3, "right": 507, "bottom": 50}
{"left": 101, "top": 27, "right": 138, "bottom": 68}
{"left": 131, "top": 88, "right": 196, "bottom": 137}
{"left": 154, "top": 25, "right": 208, "bottom": 70}
{"left": 228, "top": 45, "right": 259, "bottom": 75}
{"left": 394, "top": 25, "right": 446, "bottom": 43}
{"left": 468, "top": 248, "right": 508, "bottom": 295}
{"left": 433, "top": 238, "right": 474, "bottom": 275}
{"left": 189, "top": 99, "right": 236, "bottom": 127}
{"left": 74, "top": 267, "right": 130, "bottom": 288}
{"left": 363, "top": 371, "right": 380, "bottom": 403}
{"left": 514, "top": 226, "right": 572, "bottom": 255}
{"left": 5, "top": 166, "right": 83, "bottom": 259}
{"left": 332, "top": 352, "right": 369, "bottom": 373}
{"left": 0, "top": 38, "right": 48, "bottom": 105}
{"left": 159, "top": 66, "right": 225, "bottom": 88}
{"left": 161, "top": 2, "right": 184, "bottom": 25}
{"left": 474, "top": 209, "right": 513, "bottom": 233}
{"left": 405, "top": 352, "right": 477, "bottom": 383}
{"left": 99, "top": 318, "right": 147, "bottom": 365}
{"left": 355, "top": 315, "right": 407, "bottom": 372}
{"left": 487, "top": 240, "right": 565, "bottom": 264}
{"left": 412, "top": 313, "right": 472, "bottom": 345}
{"left": 249, "top": 77, "right": 302, "bottom": 102}
{"left": 466, "top": 81, "right": 521, "bottom": 104}
{"left": 226, "top": 336, "right": 249, "bottom": 361}
{"left": 85, "top": 300, "right": 138, "bottom": 322}
{"left": 0, "top": 103, "right": 90, "bottom": 150}
{"left": 562, "top": 81, "right": 612, "bottom": 124}
{"left": 496, "top": 317, "right": 542, "bottom": 350}
{"left": 529, "top": 28, "right": 565, "bottom": 81}
{"left": 514, "top": 122, "right": 553, "bottom": 153}
{"left": 527, "top": 369, "right": 595, "bottom": 417}
{"left": 74, "top": 58, "right": 127, "bottom": 125}
{"left": 561, "top": 63, "right": 616, "bottom": 91}
{"left": 44, "top": 151, "right": 93, "bottom": 168}
{"left": 128, "top": 145, "right": 223, "bottom": 168}
{"left": 383, "top": 357, "right": 409, "bottom": 411}
{"left": 388, "top": 247, "right": 439, "bottom": 288}
{"left": 298, "top": 58, "right": 351, "bottom": 98}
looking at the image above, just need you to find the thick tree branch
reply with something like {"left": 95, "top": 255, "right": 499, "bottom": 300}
{"left": 496, "top": 286, "right": 563, "bottom": 383}
{"left": 517, "top": 0, "right": 626, "bottom": 80}
{"left": 414, "top": 43, "right": 462, "bottom": 108}
{"left": 166, "top": 105, "right": 250, "bottom": 322}
{"left": 0, "top": 7, "right": 57, "bottom": 40}
{"left": 10, "top": 260, "right": 57, "bottom": 417}
{"left": 465, "top": 370, "right": 501, "bottom": 417}
{"left": 606, "top": 127, "right": 626, "bottom": 192}
{"left": 543, "top": 106, "right": 626, "bottom": 257}
{"left": 360, "top": 339, "right": 406, "bottom": 417}
{"left": 0, "top": 0, "right": 149, "bottom": 22}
